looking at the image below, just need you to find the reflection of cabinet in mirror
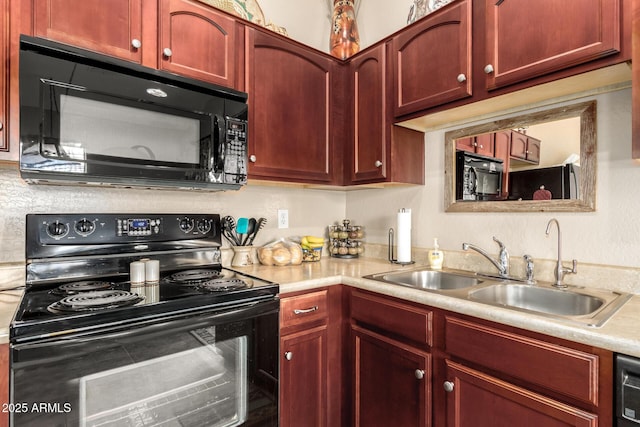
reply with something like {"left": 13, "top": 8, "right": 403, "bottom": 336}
{"left": 509, "top": 131, "right": 540, "bottom": 165}
{"left": 445, "top": 100, "right": 596, "bottom": 212}
{"left": 455, "top": 134, "right": 493, "bottom": 157}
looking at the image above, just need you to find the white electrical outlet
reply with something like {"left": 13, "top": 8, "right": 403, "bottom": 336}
{"left": 277, "top": 209, "right": 289, "bottom": 229}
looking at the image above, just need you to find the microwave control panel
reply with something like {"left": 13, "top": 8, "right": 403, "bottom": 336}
{"left": 223, "top": 118, "right": 248, "bottom": 185}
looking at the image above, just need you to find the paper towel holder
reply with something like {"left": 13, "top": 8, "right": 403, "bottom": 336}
{"left": 388, "top": 228, "right": 415, "bottom": 265}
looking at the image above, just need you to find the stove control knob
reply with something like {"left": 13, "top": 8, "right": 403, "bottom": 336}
{"left": 75, "top": 218, "right": 95, "bottom": 235}
{"left": 197, "top": 219, "right": 212, "bottom": 234}
{"left": 179, "top": 217, "right": 194, "bottom": 233}
{"left": 47, "top": 221, "right": 69, "bottom": 238}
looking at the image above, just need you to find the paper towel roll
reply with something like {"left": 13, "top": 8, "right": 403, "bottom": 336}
{"left": 396, "top": 208, "right": 412, "bottom": 263}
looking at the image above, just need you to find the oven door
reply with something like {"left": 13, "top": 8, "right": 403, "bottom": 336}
{"left": 10, "top": 299, "right": 279, "bottom": 427}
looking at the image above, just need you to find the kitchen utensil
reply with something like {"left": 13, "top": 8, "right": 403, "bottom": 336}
{"left": 222, "top": 216, "right": 241, "bottom": 246}
{"left": 246, "top": 218, "right": 267, "bottom": 246}
{"left": 242, "top": 218, "right": 257, "bottom": 246}
{"left": 236, "top": 217, "right": 249, "bottom": 245}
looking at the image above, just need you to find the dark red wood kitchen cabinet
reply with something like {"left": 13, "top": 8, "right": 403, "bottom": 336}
{"left": 443, "top": 361, "right": 598, "bottom": 427}
{"left": 350, "top": 289, "right": 432, "bottom": 427}
{"left": 633, "top": 0, "right": 640, "bottom": 158}
{"left": 441, "top": 315, "right": 613, "bottom": 427}
{"left": 158, "top": 0, "right": 244, "bottom": 88}
{"left": 455, "top": 134, "right": 494, "bottom": 157}
{"left": 33, "top": 0, "right": 145, "bottom": 63}
{"left": 0, "top": 0, "right": 8, "bottom": 152}
{"left": 347, "top": 43, "right": 425, "bottom": 185}
{"left": 392, "top": 0, "right": 472, "bottom": 117}
{"left": 484, "top": 0, "right": 621, "bottom": 90}
{"left": 246, "top": 28, "right": 339, "bottom": 184}
{"left": 510, "top": 131, "right": 540, "bottom": 165}
{"left": 31, "top": 0, "right": 243, "bottom": 88}
{"left": 279, "top": 287, "right": 346, "bottom": 427}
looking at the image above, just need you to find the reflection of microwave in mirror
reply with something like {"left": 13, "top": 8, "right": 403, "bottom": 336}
{"left": 444, "top": 100, "right": 596, "bottom": 213}
{"left": 456, "top": 151, "right": 503, "bottom": 201}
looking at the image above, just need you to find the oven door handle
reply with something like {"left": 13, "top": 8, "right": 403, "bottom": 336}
{"left": 14, "top": 298, "right": 279, "bottom": 348}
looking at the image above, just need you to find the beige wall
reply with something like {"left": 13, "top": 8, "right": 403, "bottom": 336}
{"left": 346, "top": 88, "right": 640, "bottom": 270}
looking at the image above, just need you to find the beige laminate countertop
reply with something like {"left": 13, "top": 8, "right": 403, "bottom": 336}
{"left": 1, "top": 258, "right": 640, "bottom": 358}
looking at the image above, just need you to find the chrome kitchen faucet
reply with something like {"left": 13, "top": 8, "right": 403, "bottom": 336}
{"left": 462, "top": 236, "right": 510, "bottom": 278}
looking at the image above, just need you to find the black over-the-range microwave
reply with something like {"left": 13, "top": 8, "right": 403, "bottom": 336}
{"left": 19, "top": 35, "right": 249, "bottom": 191}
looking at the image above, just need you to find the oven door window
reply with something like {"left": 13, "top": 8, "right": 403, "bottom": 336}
{"left": 475, "top": 168, "right": 502, "bottom": 196}
{"left": 10, "top": 304, "right": 278, "bottom": 427}
{"left": 38, "top": 80, "right": 212, "bottom": 176}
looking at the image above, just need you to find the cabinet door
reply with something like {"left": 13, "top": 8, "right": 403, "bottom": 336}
{"left": 510, "top": 131, "right": 528, "bottom": 160}
{"left": 484, "top": 0, "right": 621, "bottom": 90}
{"left": 444, "top": 360, "right": 598, "bottom": 427}
{"left": 247, "top": 29, "right": 335, "bottom": 184}
{"left": 350, "top": 44, "right": 387, "bottom": 183}
{"left": 352, "top": 326, "right": 431, "bottom": 427}
{"left": 392, "top": 0, "right": 471, "bottom": 117}
{"left": 33, "top": 0, "right": 143, "bottom": 62}
{"left": 158, "top": 0, "right": 242, "bottom": 88}
{"left": 526, "top": 137, "right": 541, "bottom": 164}
{"left": 280, "top": 326, "right": 327, "bottom": 427}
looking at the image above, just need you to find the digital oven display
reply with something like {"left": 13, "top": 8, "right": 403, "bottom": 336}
{"left": 131, "top": 219, "right": 149, "bottom": 229}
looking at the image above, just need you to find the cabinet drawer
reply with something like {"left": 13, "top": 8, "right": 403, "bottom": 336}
{"left": 351, "top": 290, "right": 432, "bottom": 347}
{"left": 445, "top": 316, "right": 599, "bottom": 405}
{"left": 280, "top": 290, "right": 328, "bottom": 329}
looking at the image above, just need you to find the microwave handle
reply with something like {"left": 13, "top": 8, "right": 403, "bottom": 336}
{"left": 214, "top": 114, "right": 226, "bottom": 172}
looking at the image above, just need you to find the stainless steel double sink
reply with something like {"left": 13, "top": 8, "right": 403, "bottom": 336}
{"left": 363, "top": 268, "right": 632, "bottom": 327}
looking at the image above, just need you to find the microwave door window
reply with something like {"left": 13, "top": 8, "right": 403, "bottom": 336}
{"left": 57, "top": 95, "right": 200, "bottom": 166}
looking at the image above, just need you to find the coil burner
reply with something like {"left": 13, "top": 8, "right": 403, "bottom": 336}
{"left": 164, "top": 269, "right": 224, "bottom": 285}
{"left": 198, "top": 278, "right": 249, "bottom": 292}
{"left": 51, "top": 281, "right": 115, "bottom": 296}
{"left": 48, "top": 290, "right": 144, "bottom": 313}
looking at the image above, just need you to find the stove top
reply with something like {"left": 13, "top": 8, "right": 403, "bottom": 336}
{"left": 12, "top": 213, "right": 279, "bottom": 344}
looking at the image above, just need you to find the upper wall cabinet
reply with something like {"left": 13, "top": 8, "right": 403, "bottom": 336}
{"left": 484, "top": 0, "right": 621, "bottom": 91}
{"left": 392, "top": 0, "right": 472, "bottom": 117}
{"left": 158, "top": 0, "right": 243, "bottom": 88}
{"left": 32, "top": 0, "right": 243, "bottom": 88}
{"left": 33, "top": 0, "right": 144, "bottom": 63}
{"left": 246, "top": 28, "right": 339, "bottom": 184}
{"left": 348, "top": 43, "right": 425, "bottom": 185}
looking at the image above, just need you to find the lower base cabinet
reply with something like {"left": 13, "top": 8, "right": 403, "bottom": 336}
{"left": 352, "top": 326, "right": 431, "bottom": 427}
{"left": 444, "top": 360, "right": 598, "bottom": 427}
{"left": 280, "top": 325, "right": 327, "bottom": 427}
{"left": 279, "top": 287, "right": 613, "bottom": 427}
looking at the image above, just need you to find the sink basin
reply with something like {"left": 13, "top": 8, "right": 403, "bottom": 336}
{"left": 468, "top": 284, "right": 604, "bottom": 316}
{"left": 366, "top": 269, "right": 483, "bottom": 291}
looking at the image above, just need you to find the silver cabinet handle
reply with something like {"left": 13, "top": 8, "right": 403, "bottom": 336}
{"left": 375, "top": 160, "right": 383, "bottom": 167}
{"left": 163, "top": 47, "right": 173, "bottom": 57}
{"left": 415, "top": 369, "right": 425, "bottom": 380}
{"left": 293, "top": 306, "right": 318, "bottom": 315}
{"left": 484, "top": 64, "right": 494, "bottom": 74}
{"left": 443, "top": 381, "right": 455, "bottom": 392}
{"left": 0, "top": 121, "right": 3, "bottom": 131}
{"left": 457, "top": 73, "right": 467, "bottom": 83}
{"left": 284, "top": 351, "right": 293, "bottom": 361}
{"left": 131, "top": 39, "right": 141, "bottom": 49}
{"left": 249, "top": 155, "right": 257, "bottom": 163}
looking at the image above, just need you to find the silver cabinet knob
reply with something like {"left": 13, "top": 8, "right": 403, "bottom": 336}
{"left": 443, "top": 381, "right": 455, "bottom": 392}
{"left": 484, "top": 64, "right": 494, "bottom": 74}
{"left": 0, "top": 121, "right": 3, "bottom": 131}
{"left": 375, "top": 160, "right": 383, "bottom": 167}
{"left": 163, "top": 48, "right": 173, "bottom": 57}
{"left": 414, "top": 369, "right": 425, "bottom": 380}
{"left": 249, "top": 155, "right": 257, "bottom": 163}
{"left": 457, "top": 73, "right": 467, "bottom": 83}
{"left": 284, "top": 351, "right": 293, "bottom": 361}
{"left": 131, "top": 39, "right": 141, "bottom": 49}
